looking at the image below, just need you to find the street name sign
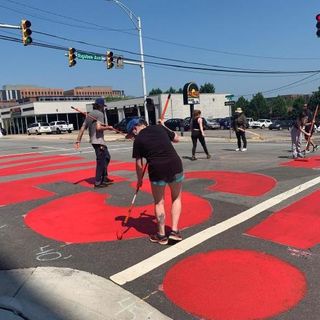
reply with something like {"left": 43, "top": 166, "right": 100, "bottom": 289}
{"left": 224, "top": 101, "right": 235, "bottom": 106}
{"left": 77, "top": 52, "right": 104, "bottom": 61}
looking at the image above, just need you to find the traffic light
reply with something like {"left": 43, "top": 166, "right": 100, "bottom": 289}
{"left": 68, "top": 48, "right": 76, "bottom": 67}
{"left": 21, "top": 19, "right": 32, "bottom": 46}
{"left": 106, "top": 51, "right": 114, "bottom": 69}
{"left": 316, "top": 14, "right": 320, "bottom": 37}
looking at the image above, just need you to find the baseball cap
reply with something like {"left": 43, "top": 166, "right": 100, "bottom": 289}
{"left": 94, "top": 98, "right": 106, "bottom": 106}
{"left": 126, "top": 118, "right": 141, "bottom": 134}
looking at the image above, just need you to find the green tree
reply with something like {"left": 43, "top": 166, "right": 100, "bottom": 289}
{"left": 149, "top": 88, "right": 162, "bottom": 95}
{"left": 200, "top": 82, "right": 215, "bottom": 93}
{"left": 165, "top": 87, "right": 177, "bottom": 94}
{"left": 234, "top": 96, "right": 250, "bottom": 115}
{"left": 309, "top": 87, "right": 320, "bottom": 112}
{"left": 249, "top": 93, "right": 269, "bottom": 119}
{"left": 269, "top": 96, "right": 287, "bottom": 119}
{"left": 289, "top": 96, "right": 305, "bottom": 119}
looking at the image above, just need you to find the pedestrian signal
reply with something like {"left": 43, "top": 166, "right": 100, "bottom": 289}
{"left": 21, "top": 20, "right": 32, "bottom": 46}
{"left": 68, "top": 48, "right": 76, "bottom": 67}
{"left": 316, "top": 14, "right": 320, "bottom": 37}
{"left": 106, "top": 51, "right": 114, "bottom": 69}
{"left": 116, "top": 56, "right": 124, "bottom": 68}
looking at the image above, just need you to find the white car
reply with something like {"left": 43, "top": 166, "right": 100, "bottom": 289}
{"left": 247, "top": 118, "right": 254, "bottom": 128}
{"left": 50, "top": 120, "right": 72, "bottom": 134}
{"left": 27, "top": 122, "right": 52, "bottom": 135}
{"left": 251, "top": 119, "right": 272, "bottom": 129}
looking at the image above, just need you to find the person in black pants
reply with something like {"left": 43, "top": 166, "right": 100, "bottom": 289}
{"left": 75, "top": 98, "right": 114, "bottom": 188}
{"left": 233, "top": 107, "right": 248, "bottom": 152}
{"left": 190, "top": 109, "right": 211, "bottom": 160}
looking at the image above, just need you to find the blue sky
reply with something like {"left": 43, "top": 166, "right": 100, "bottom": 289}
{"left": 1, "top": 0, "right": 320, "bottom": 99}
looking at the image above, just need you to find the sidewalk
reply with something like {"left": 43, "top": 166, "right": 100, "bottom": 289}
{"left": 0, "top": 267, "right": 171, "bottom": 320}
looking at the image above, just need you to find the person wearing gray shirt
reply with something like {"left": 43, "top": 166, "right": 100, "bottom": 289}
{"left": 75, "top": 98, "right": 114, "bottom": 188}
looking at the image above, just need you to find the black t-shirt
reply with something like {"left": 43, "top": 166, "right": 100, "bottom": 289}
{"left": 132, "top": 125, "right": 183, "bottom": 181}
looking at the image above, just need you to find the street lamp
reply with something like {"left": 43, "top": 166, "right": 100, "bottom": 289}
{"left": 106, "top": 0, "right": 149, "bottom": 124}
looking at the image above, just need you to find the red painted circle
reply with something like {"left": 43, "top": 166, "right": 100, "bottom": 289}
{"left": 163, "top": 250, "right": 306, "bottom": 320}
{"left": 24, "top": 188, "right": 212, "bottom": 243}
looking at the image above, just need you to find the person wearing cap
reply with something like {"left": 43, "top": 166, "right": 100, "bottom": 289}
{"left": 232, "top": 107, "right": 248, "bottom": 151}
{"left": 302, "top": 103, "right": 318, "bottom": 153}
{"left": 127, "top": 118, "right": 184, "bottom": 245}
{"left": 75, "top": 98, "right": 114, "bottom": 188}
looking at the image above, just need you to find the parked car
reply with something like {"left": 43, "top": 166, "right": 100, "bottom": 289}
{"left": 205, "top": 118, "right": 220, "bottom": 130}
{"left": 27, "top": 122, "right": 52, "bottom": 135}
{"left": 219, "top": 117, "right": 232, "bottom": 130}
{"left": 113, "top": 116, "right": 142, "bottom": 133}
{"left": 251, "top": 119, "right": 272, "bottom": 129}
{"left": 183, "top": 117, "right": 210, "bottom": 131}
{"left": 49, "top": 120, "right": 72, "bottom": 134}
{"left": 268, "top": 120, "right": 293, "bottom": 131}
{"left": 164, "top": 118, "right": 185, "bottom": 131}
{"left": 246, "top": 117, "right": 254, "bottom": 128}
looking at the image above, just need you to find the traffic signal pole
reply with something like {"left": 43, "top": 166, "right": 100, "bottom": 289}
{"left": 0, "top": 23, "right": 21, "bottom": 30}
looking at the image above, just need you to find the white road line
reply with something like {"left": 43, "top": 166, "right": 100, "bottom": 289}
{"left": 110, "top": 175, "right": 320, "bottom": 285}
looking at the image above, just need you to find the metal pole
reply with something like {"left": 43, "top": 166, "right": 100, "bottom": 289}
{"left": 107, "top": 0, "right": 149, "bottom": 124}
{"left": 137, "top": 17, "right": 149, "bottom": 124}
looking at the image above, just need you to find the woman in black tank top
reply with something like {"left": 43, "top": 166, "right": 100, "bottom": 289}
{"left": 190, "top": 109, "right": 211, "bottom": 160}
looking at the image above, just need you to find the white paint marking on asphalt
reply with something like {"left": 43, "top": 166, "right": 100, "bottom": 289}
{"left": 110, "top": 175, "right": 320, "bottom": 285}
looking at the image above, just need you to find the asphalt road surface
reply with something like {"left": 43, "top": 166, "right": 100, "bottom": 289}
{"left": 0, "top": 129, "right": 320, "bottom": 320}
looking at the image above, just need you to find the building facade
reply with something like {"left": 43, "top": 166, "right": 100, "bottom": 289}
{"left": 0, "top": 93, "right": 230, "bottom": 135}
{"left": 63, "top": 86, "right": 125, "bottom": 98}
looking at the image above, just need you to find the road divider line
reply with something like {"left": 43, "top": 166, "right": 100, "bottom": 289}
{"left": 110, "top": 175, "right": 320, "bottom": 285}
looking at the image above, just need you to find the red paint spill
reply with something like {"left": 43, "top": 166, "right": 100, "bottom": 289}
{"left": 163, "top": 250, "right": 306, "bottom": 320}
{"left": 246, "top": 190, "right": 320, "bottom": 249}
{"left": 24, "top": 185, "right": 212, "bottom": 243}
{"left": 185, "top": 171, "right": 276, "bottom": 196}
{"left": 281, "top": 155, "right": 320, "bottom": 169}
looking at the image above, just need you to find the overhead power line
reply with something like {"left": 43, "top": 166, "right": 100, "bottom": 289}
{"left": 2, "top": 0, "right": 320, "bottom": 61}
{"left": 1, "top": 32, "right": 320, "bottom": 76}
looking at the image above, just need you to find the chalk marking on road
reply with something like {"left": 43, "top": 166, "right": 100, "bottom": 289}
{"left": 0, "top": 224, "right": 7, "bottom": 229}
{"left": 110, "top": 175, "right": 320, "bottom": 285}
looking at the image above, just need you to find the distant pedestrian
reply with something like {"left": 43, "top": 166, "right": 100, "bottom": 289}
{"left": 291, "top": 111, "right": 310, "bottom": 159}
{"left": 75, "top": 98, "right": 114, "bottom": 188}
{"left": 126, "top": 118, "right": 184, "bottom": 245}
{"left": 232, "top": 107, "right": 248, "bottom": 151}
{"left": 190, "top": 109, "right": 211, "bottom": 160}
{"left": 302, "top": 104, "right": 318, "bottom": 153}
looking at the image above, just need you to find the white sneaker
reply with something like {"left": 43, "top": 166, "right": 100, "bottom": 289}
{"left": 235, "top": 148, "right": 240, "bottom": 151}
{"left": 242, "top": 148, "right": 247, "bottom": 152}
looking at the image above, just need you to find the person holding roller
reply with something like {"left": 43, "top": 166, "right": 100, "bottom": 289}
{"left": 75, "top": 98, "right": 114, "bottom": 188}
{"left": 291, "top": 111, "right": 310, "bottom": 159}
{"left": 126, "top": 118, "right": 184, "bottom": 245}
{"left": 232, "top": 107, "right": 248, "bottom": 151}
{"left": 302, "top": 103, "right": 318, "bottom": 153}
